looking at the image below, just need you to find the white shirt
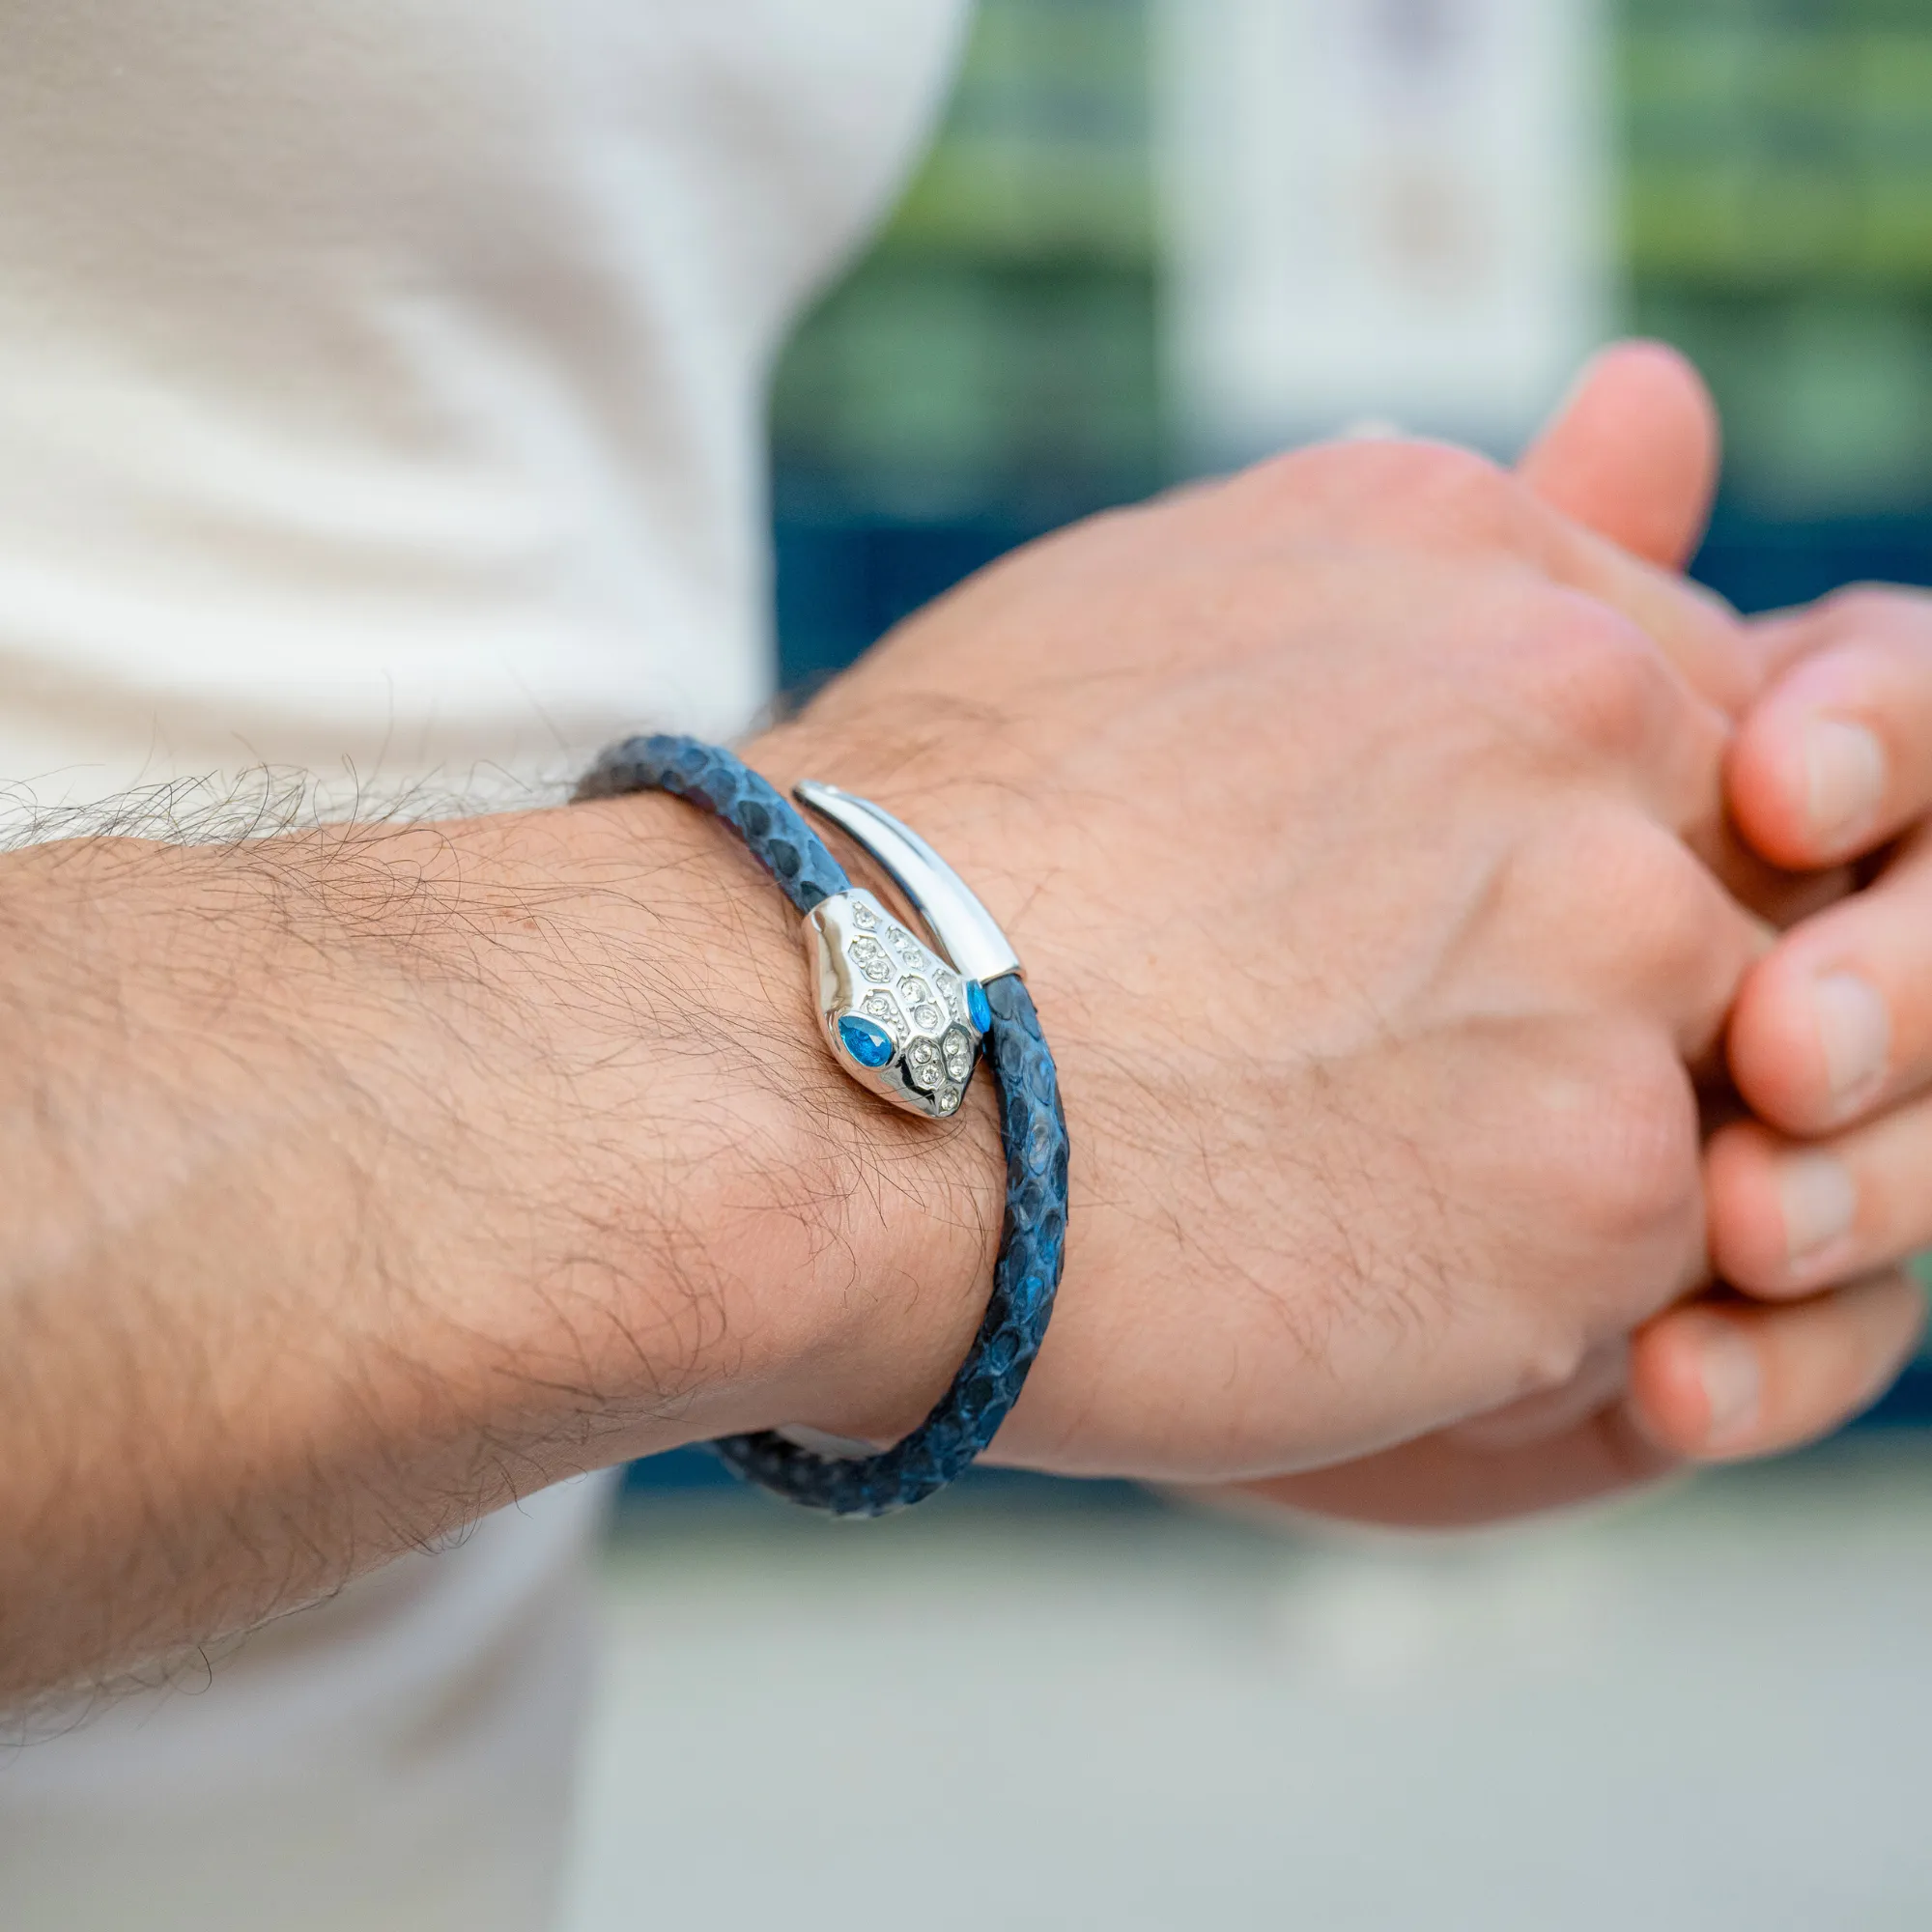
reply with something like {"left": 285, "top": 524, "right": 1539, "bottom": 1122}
{"left": 0, "top": 6, "right": 968, "bottom": 1926}
{"left": 0, "top": 0, "right": 966, "bottom": 811}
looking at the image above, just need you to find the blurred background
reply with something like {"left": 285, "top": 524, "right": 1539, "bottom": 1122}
{"left": 563, "top": 4, "right": 1932, "bottom": 1926}
{"left": 770, "top": 0, "right": 1932, "bottom": 683}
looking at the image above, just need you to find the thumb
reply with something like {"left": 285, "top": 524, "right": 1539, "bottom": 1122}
{"left": 1519, "top": 340, "right": 1721, "bottom": 571}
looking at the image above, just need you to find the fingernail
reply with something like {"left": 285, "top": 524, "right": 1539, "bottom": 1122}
{"left": 1778, "top": 1151, "right": 1858, "bottom": 1264}
{"left": 1814, "top": 971, "right": 1890, "bottom": 1109}
{"left": 1804, "top": 718, "right": 1886, "bottom": 847}
{"left": 1697, "top": 1325, "right": 1762, "bottom": 1450}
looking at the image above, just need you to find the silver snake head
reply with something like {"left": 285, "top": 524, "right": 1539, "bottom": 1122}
{"left": 806, "top": 889, "right": 988, "bottom": 1119}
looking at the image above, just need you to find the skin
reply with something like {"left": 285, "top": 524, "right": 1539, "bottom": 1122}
{"left": 1227, "top": 347, "right": 1926, "bottom": 1527}
{"left": 1540, "top": 355, "right": 1923, "bottom": 1475}
{"left": 0, "top": 808, "right": 984, "bottom": 1704}
{"left": 766, "top": 427, "right": 1770, "bottom": 1491}
{"left": 1714, "top": 586, "right": 1932, "bottom": 1307}
{"left": 0, "top": 349, "right": 1920, "bottom": 1706}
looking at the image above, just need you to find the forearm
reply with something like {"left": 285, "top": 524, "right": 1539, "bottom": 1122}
{"left": 0, "top": 787, "right": 998, "bottom": 1704}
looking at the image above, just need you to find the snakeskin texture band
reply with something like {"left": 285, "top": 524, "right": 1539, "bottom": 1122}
{"left": 576, "top": 734, "right": 1069, "bottom": 1515}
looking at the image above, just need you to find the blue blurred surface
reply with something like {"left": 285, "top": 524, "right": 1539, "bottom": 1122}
{"left": 1693, "top": 508, "right": 1932, "bottom": 617}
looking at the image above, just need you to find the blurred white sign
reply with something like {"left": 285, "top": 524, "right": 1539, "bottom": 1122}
{"left": 1156, "top": 0, "right": 1613, "bottom": 465}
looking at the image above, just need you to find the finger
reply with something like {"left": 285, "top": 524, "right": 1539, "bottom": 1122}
{"left": 1491, "top": 552, "right": 1760, "bottom": 908}
{"left": 1514, "top": 344, "right": 1784, "bottom": 910}
{"left": 1627, "top": 1273, "right": 1924, "bottom": 1461}
{"left": 1520, "top": 340, "right": 1722, "bottom": 571}
{"left": 1197, "top": 1272, "right": 1923, "bottom": 1526}
{"left": 1489, "top": 581, "right": 1749, "bottom": 900}
{"left": 1188, "top": 1402, "right": 1680, "bottom": 1531}
{"left": 1729, "top": 586, "right": 1932, "bottom": 869}
{"left": 1525, "top": 519, "right": 1757, "bottom": 723}
{"left": 1747, "top": 603, "right": 1851, "bottom": 683}
{"left": 1516, "top": 342, "right": 1757, "bottom": 718}
{"left": 1638, "top": 837, "right": 1776, "bottom": 1062}
{"left": 1660, "top": 738, "right": 1839, "bottom": 938}
{"left": 1271, "top": 424, "right": 1753, "bottom": 717}
{"left": 1728, "top": 824, "right": 1932, "bottom": 1135}
{"left": 1709, "top": 1105, "right": 1932, "bottom": 1298}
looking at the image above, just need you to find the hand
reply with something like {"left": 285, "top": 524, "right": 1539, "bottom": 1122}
{"left": 754, "top": 409, "right": 1763, "bottom": 1487}
{"left": 1202, "top": 346, "right": 1923, "bottom": 1527}
{"left": 0, "top": 366, "right": 1865, "bottom": 1700}
{"left": 0, "top": 363, "right": 1829, "bottom": 1700}
{"left": 1690, "top": 586, "right": 1932, "bottom": 1411}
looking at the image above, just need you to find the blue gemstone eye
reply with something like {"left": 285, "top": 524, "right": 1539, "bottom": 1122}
{"left": 966, "top": 980, "right": 992, "bottom": 1033}
{"left": 837, "top": 1014, "right": 895, "bottom": 1069}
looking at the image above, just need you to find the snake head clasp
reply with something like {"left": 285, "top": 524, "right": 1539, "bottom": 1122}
{"left": 793, "top": 781, "right": 1020, "bottom": 1122}
{"left": 806, "top": 890, "right": 990, "bottom": 1118}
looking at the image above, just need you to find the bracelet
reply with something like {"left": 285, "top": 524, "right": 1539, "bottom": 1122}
{"left": 575, "top": 734, "right": 1069, "bottom": 1516}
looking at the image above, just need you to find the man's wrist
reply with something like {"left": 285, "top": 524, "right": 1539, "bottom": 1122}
{"left": 0, "top": 789, "right": 1003, "bottom": 1699}
{"left": 549, "top": 780, "right": 1004, "bottom": 1455}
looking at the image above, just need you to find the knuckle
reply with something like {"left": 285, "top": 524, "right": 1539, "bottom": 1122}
{"left": 1603, "top": 823, "right": 1737, "bottom": 984}
{"left": 1501, "top": 811, "right": 1747, "bottom": 1052}
{"left": 1271, "top": 439, "right": 1520, "bottom": 543}
{"left": 1380, "top": 441, "right": 1518, "bottom": 535}
{"left": 1384, "top": 439, "right": 1509, "bottom": 500}
{"left": 1517, "top": 807, "right": 1713, "bottom": 965}
{"left": 1501, "top": 594, "right": 1669, "bottom": 760}
{"left": 1536, "top": 802, "right": 1668, "bottom": 904}
{"left": 1536, "top": 1026, "right": 1701, "bottom": 1246}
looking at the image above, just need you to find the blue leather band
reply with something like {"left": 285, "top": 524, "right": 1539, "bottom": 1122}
{"left": 576, "top": 734, "right": 1069, "bottom": 1515}
{"left": 576, "top": 735, "right": 851, "bottom": 914}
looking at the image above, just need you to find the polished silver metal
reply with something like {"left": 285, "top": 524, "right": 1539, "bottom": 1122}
{"left": 805, "top": 887, "right": 983, "bottom": 1120}
{"left": 794, "top": 780, "right": 1023, "bottom": 986}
